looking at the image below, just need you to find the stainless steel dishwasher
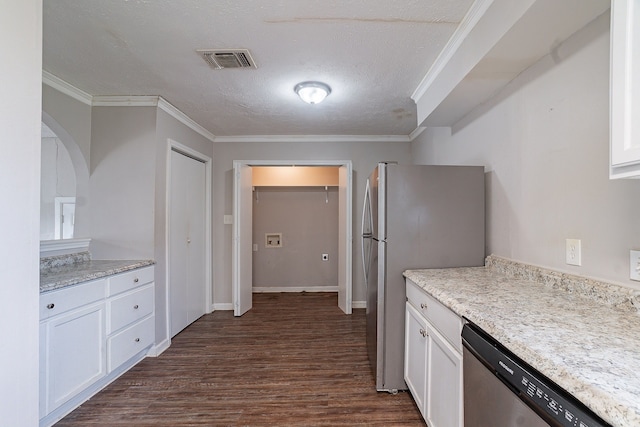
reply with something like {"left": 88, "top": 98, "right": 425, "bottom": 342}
{"left": 462, "top": 322, "right": 611, "bottom": 427}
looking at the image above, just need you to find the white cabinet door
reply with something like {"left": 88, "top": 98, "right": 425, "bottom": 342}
{"left": 41, "top": 302, "right": 106, "bottom": 416}
{"left": 405, "top": 280, "right": 464, "bottom": 426}
{"left": 427, "top": 324, "right": 463, "bottom": 427}
{"left": 610, "top": 0, "right": 640, "bottom": 178}
{"left": 404, "top": 302, "right": 428, "bottom": 418}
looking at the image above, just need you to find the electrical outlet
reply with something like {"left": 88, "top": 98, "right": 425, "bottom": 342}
{"left": 630, "top": 250, "right": 640, "bottom": 281}
{"left": 322, "top": 254, "right": 329, "bottom": 261}
{"left": 566, "top": 239, "right": 582, "bottom": 266}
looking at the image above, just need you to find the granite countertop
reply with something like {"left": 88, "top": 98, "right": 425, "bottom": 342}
{"left": 40, "top": 254, "right": 154, "bottom": 292}
{"left": 404, "top": 256, "right": 640, "bottom": 427}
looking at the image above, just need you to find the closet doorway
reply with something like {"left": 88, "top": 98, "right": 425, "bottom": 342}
{"left": 168, "top": 141, "right": 211, "bottom": 338}
{"left": 233, "top": 160, "right": 353, "bottom": 316}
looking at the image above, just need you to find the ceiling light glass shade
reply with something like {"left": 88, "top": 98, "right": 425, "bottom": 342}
{"left": 294, "top": 81, "right": 331, "bottom": 104}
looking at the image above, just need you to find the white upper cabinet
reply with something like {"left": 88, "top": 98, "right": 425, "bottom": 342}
{"left": 610, "top": 0, "right": 640, "bottom": 179}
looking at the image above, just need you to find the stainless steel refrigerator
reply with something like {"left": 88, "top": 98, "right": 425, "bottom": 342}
{"left": 361, "top": 163, "right": 485, "bottom": 392}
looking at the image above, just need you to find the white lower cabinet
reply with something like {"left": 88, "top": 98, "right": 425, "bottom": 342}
{"left": 405, "top": 302, "right": 428, "bottom": 419}
{"left": 40, "top": 299, "right": 106, "bottom": 418}
{"left": 428, "top": 324, "right": 463, "bottom": 427}
{"left": 40, "top": 266, "right": 155, "bottom": 427}
{"left": 108, "top": 315, "right": 155, "bottom": 372}
{"left": 405, "top": 279, "right": 463, "bottom": 427}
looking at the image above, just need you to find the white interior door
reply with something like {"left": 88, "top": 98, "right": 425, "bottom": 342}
{"left": 338, "top": 164, "right": 352, "bottom": 314}
{"left": 185, "top": 154, "right": 206, "bottom": 325}
{"left": 170, "top": 149, "right": 207, "bottom": 336}
{"left": 233, "top": 162, "right": 253, "bottom": 316}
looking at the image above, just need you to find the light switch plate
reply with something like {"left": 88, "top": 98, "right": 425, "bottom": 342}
{"left": 566, "top": 239, "right": 582, "bottom": 266}
{"left": 223, "top": 215, "right": 233, "bottom": 225}
{"left": 630, "top": 250, "right": 640, "bottom": 281}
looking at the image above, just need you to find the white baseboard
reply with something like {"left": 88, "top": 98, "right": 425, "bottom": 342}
{"left": 150, "top": 338, "right": 171, "bottom": 357}
{"left": 212, "top": 302, "right": 234, "bottom": 311}
{"left": 352, "top": 300, "right": 366, "bottom": 309}
{"left": 253, "top": 286, "right": 338, "bottom": 293}
{"left": 212, "top": 296, "right": 364, "bottom": 311}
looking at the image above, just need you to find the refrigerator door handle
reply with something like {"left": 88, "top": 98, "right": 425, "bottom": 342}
{"left": 361, "top": 179, "right": 372, "bottom": 284}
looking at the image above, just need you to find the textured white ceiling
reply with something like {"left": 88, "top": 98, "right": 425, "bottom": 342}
{"left": 43, "top": 0, "right": 473, "bottom": 137}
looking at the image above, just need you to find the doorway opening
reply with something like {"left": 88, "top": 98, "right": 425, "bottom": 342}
{"left": 232, "top": 160, "right": 353, "bottom": 316}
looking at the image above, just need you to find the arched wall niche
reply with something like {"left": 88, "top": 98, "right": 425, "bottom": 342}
{"left": 41, "top": 112, "right": 91, "bottom": 246}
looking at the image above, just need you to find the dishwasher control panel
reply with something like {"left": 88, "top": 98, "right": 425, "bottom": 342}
{"left": 462, "top": 323, "right": 611, "bottom": 427}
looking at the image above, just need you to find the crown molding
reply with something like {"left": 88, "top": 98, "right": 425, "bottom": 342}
{"left": 83, "top": 95, "right": 216, "bottom": 142}
{"left": 42, "top": 70, "right": 93, "bottom": 105}
{"left": 411, "top": 0, "right": 494, "bottom": 102}
{"left": 157, "top": 97, "right": 215, "bottom": 142}
{"left": 408, "top": 127, "right": 426, "bottom": 141}
{"left": 92, "top": 95, "right": 159, "bottom": 107}
{"left": 214, "top": 134, "right": 412, "bottom": 143}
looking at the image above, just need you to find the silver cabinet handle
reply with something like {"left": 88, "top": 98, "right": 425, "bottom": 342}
{"left": 133, "top": 304, "right": 139, "bottom": 309}
{"left": 419, "top": 329, "right": 427, "bottom": 338}
{"left": 135, "top": 338, "right": 140, "bottom": 342}
{"left": 46, "top": 303, "right": 55, "bottom": 309}
{"left": 134, "top": 278, "right": 139, "bottom": 283}
{"left": 420, "top": 302, "right": 427, "bottom": 309}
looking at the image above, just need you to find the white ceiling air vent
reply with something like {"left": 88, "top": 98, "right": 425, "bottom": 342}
{"left": 197, "top": 49, "right": 257, "bottom": 69}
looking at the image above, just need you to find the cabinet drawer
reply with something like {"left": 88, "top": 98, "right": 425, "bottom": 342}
{"left": 406, "top": 279, "right": 462, "bottom": 352}
{"left": 108, "top": 266, "right": 154, "bottom": 296}
{"left": 107, "top": 315, "right": 154, "bottom": 372}
{"left": 40, "top": 279, "right": 106, "bottom": 320}
{"left": 107, "top": 284, "right": 154, "bottom": 334}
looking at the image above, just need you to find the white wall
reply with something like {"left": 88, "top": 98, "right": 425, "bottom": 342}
{"left": 0, "top": 0, "right": 41, "bottom": 424}
{"left": 411, "top": 12, "right": 640, "bottom": 290}
{"left": 213, "top": 140, "right": 412, "bottom": 306}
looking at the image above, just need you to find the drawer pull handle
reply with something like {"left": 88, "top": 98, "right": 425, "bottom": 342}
{"left": 419, "top": 329, "right": 427, "bottom": 338}
{"left": 46, "top": 303, "right": 55, "bottom": 309}
{"left": 133, "top": 304, "right": 139, "bottom": 309}
{"left": 134, "top": 278, "right": 139, "bottom": 283}
{"left": 420, "top": 302, "right": 427, "bottom": 309}
{"left": 135, "top": 338, "right": 140, "bottom": 342}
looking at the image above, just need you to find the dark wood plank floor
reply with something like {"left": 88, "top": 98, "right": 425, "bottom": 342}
{"left": 57, "top": 292, "right": 424, "bottom": 426}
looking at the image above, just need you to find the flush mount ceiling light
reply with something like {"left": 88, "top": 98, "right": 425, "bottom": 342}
{"left": 294, "top": 81, "right": 331, "bottom": 104}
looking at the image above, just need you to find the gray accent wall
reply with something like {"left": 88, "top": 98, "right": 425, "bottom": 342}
{"left": 252, "top": 186, "right": 339, "bottom": 289}
{"left": 89, "top": 106, "right": 157, "bottom": 259}
{"left": 411, "top": 12, "right": 640, "bottom": 290}
{"left": 153, "top": 107, "right": 213, "bottom": 346}
{"left": 89, "top": 104, "right": 214, "bottom": 346}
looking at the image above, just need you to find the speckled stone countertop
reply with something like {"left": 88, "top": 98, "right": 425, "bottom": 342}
{"left": 40, "top": 252, "right": 154, "bottom": 292}
{"left": 404, "top": 255, "right": 640, "bottom": 427}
